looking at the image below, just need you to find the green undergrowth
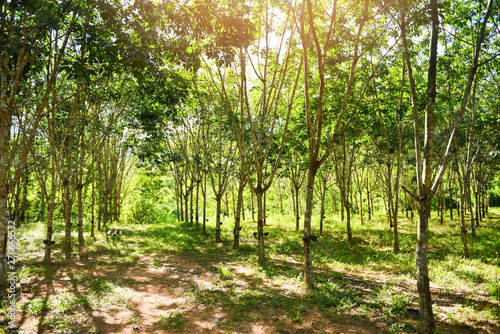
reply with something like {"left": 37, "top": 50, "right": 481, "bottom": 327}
{"left": 2, "top": 208, "right": 500, "bottom": 333}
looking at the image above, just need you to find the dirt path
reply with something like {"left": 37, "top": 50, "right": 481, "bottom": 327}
{"left": 13, "top": 252, "right": 384, "bottom": 334}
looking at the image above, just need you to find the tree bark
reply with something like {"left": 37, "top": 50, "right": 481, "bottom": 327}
{"left": 215, "top": 195, "right": 222, "bottom": 243}
{"left": 416, "top": 204, "right": 436, "bottom": 332}
{"left": 233, "top": 173, "right": 246, "bottom": 250}
{"left": 256, "top": 190, "right": 265, "bottom": 264}
{"left": 303, "top": 164, "right": 317, "bottom": 287}
{"left": 195, "top": 181, "right": 200, "bottom": 231}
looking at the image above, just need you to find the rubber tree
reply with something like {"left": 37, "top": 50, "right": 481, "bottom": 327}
{"left": 292, "top": 0, "right": 393, "bottom": 286}
{"left": 316, "top": 162, "right": 334, "bottom": 235}
{"left": 282, "top": 130, "right": 307, "bottom": 231}
{"left": 367, "top": 64, "right": 407, "bottom": 252}
{"left": 333, "top": 132, "right": 357, "bottom": 242}
{"left": 398, "top": 0, "right": 494, "bottom": 331}
{"left": 0, "top": 0, "right": 78, "bottom": 294}
{"left": 208, "top": 0, "right": 301, "bottom": 263}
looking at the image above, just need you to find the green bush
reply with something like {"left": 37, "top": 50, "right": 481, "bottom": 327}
{"left": 122, "top": 170, "right": 171, "bottom": 224}
{"left": 489, "top": 177, "right": 500, "bottom": 207}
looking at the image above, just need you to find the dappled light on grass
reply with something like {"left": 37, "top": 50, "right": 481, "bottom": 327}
{"left": 3, "top": 208, "right": 500, "bottom": 333}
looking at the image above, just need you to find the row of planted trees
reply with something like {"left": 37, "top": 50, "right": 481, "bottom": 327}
{"left": 1, "top": 0, "right": 499, "bottom": 333}
{"left": 10, "top": 74, "right": 136, "bottom": 261}
{"left": 0, "top": 0, "right": 205, "bottom": 296}
{"left": 148, "top": 1, "right": 500, "bottom": 333}
{"left": 165, "top": 101, "right": 496, "bottom": 255}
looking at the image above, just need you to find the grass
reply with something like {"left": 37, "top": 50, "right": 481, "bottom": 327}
{"left": 158, "top": 311, "right": 186, "bottom": 330}
{"left": 2, "top": 207, "right": 500, "bottom": 333}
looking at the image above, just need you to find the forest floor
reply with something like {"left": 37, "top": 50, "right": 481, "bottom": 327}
{"left": 1, "top": 209, "right": 500, "bottom": 333}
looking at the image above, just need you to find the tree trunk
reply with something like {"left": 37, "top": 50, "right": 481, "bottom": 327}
{"left": 202, "top": 175, "right": 207, "bottom": 237}
{"left": 392, "top": 122, "right": 403, "bottom": 252}
{"left": 91, "top": 154, "right": 95, "bottom": 238}
{"left": 251, "top": 191, "right": 255, "bottom": 221}
{"left": 233, "top": 177, "right": 245, "bottom": 250}
{"left": 449, "top": 178, "right": 454, "bottom": 221}
{"left": 263, "top": 192, "right": 267, "bottom": 226}
{"left": 256, "top": 191, "right": 265, "bottom": 264}
{"left": 184, "top": 187, "right": 189, "bottom": 223}
{"left": 195, "top": 181, "right": 200, "bottom": 231}
{"left": 175, "top": 180, "right": 183, "bottom": 222}
{"left": 77, "top": 185, "right": 84, "bottom": 252}
{"left": 320, "top": 186, "right": 326, "bottom": 235}
{"left": 62, "top": 179, "right": 73, "bottom": 254}
{"left": 416, "top": 203, "right": 436, "bottom": 332}
{"left": 466, "top": 182, "right": 475, "bottom": 237}
{"left": 358, "top": 189, "right": 364, "bottom": 225}
{"left": 291, "top": 185, "right": 296, "bottom": 227}
{"left": 345, "top": 198, "right": 352, "bottom": 243}
{"left": 295, "top": 186, "right": 300, "bottom": 231}
{"left": 475, "top": 190, "right": 480, "bottom": 226}
{"left": 190, "top": 184, "right": 194, "bottom": 226}
{"left": 303, "top": 166, "right": 317, "bottom": 288}
{"left": 40, "top": 185, "right": 45, "bottom": 222}
{"left": 278, "top": 179, "right": 284, "bottom": 215}
{"left": 455, "top": 163, "right": 470, "bottom": 257}
{"left": 43, "top": 154, "right": 57, "bottom": 264}
{"left": 215, "top": 195, "right": 222, "bottom": 243}
{"left": 331, "top": 189, "right": 337, "bottom": 215}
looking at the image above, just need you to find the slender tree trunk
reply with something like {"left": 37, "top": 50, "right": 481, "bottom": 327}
{"left": 466, "top": 182, "right": 475, "bottom": 237}
{"left": 97, "top": 155, "right": 102, "bottom": 231}
{"left": 225, "top": 190, "right": 230, "bottom": 219}
{"left": 482, "top": 189, "right": 487, "bottom": 216}
{"left": 77, "top": 130, "right": 85, "bottom": 252}
{"left": 331, "top": 189, "right": 337, "bottom": 215}
{"left": 179, "top": 181, "right": 184, "bottom": 222}
{"left": 278, "top": 179, "right": 284, "bottom": 215}
{"left": 184, "top": 187, "right": 189, "bottom": 223}
{"left": 178, "top": 180, "right": 182, "bottom": 222}
{"left": 62, "top": 179, "right": 73, "bottom": 254}
{"left": 251, "top": 191, "right": 255, "bottom": 221}
{"left": 232, "top": 186, "right": 235, "bottom": 218}
{"left": 195, "top": 181, "right": 200, "bottom": 231}
{"left": 345, "top": 199, "right": 352, "bottom": 242}
{"left": 215, "top": 195, "right": 222, "bottom": 243}
{"left": 320, "top": 187, "right": 326, "bottom": 235}
{"left": 255, "top": 190, "right": 265, "bottom": 263}
{"left": 91, "top": 156, "right": 95, "bottom": 238}
{"left": 416, "top": 203, "right": 436, "bottom": 331}
{"left": 440, "top": 185, "right": 444, "bottom": 225}
{"left": 455, "top": 162, "right": 470, "bottom": 257}
{"left": 295, "top": 186, "right": 300, "bottom": 231}
{"left": 190, "top": 184, "right": 194, "bottom": 226}
{"left": 40, "top": 186, "right": 45, "bottom": 222}
{"left": 475, "top": 190, "right": 480, "bottom": 225}
{"left": 340, "top": 190, "right": 345, "bottom": 222}
{"left": 459, "top": 197, "right": 469, "bottom": 258}
{"left": 77, "top": 185, "right": 84, "bottom": 252}
{"left": 43, "top": 158, "right": 57, "bottom": 264}
{"left": 291, "top": 185, "right": 296, "bottom": 226}
{"left": 393, "top": 122, "right": 403, "bottom": 252}
{"left": 449, "top": 177, "right": 454, "bottom": 221}
{"left": 303, "top": 166, "right": 317, "bottom": 288}
{"left": 202, "top": 175, "right": 207, "bottom": 237}
{"left": 358, "top": 189, "right": 364, "bottom": 225}
{"left": 107, "top": 184, "right": 112, "bottom": 227}
{"left": 370, "top": 191, "right": 375, "bottom": 220}
{"left": 263, "top": 192, "right": 267, "bottom": 226}
{"left": 241, "top": 194, "right": 245, "bottom": 221}
{"left": 233, "top": 178, "right": 245, "bottom": 250}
